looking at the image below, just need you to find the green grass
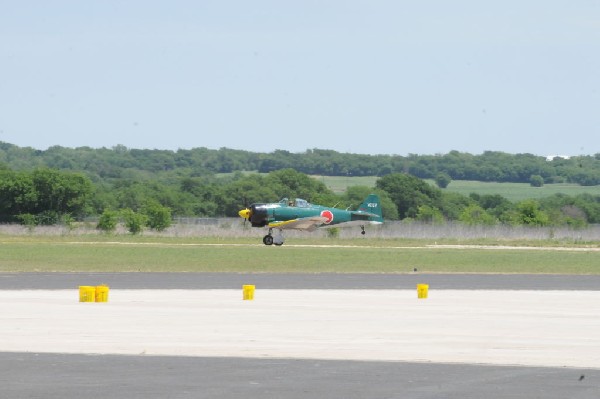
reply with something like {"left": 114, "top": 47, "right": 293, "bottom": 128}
{"left": 311, "top": 175, "right": 600, "bottom": 201}
{"left": 0, "top": 236, "right": 598, "bottom": 274}
{"left": 442, "top": 181, "right": 600, "bottom": 202}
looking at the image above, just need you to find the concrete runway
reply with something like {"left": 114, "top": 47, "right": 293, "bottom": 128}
{"left": 1, "top": 273, "right": 600, "bottom": 398}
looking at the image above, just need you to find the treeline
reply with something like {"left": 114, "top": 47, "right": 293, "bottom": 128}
{"left": 1, "top": 167, "right": 600, "bottom": 231}
{"left": 1, "top": 142, "right": 600, "bottom": 185}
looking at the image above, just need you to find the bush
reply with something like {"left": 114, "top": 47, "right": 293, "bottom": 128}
{"left": 17, "top": 213, "right": 37, "bottom": 230}
{"left": 36, "top": 210, "right": 59, "bottom": 225}
{"left": 121, "top": 208, "right": 148, "bottom": 235}
{"left": 97, "top": 209, "right": 119, "bottom": 232}
{"left": 143, "top": 202, "right": 172, "bottom": 231}
{"left": 326, "top": 227, "right": 340, "bottom": 238}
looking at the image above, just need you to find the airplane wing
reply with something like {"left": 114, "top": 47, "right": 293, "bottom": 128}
{"left": 269, "top": 216, "right": 329, "bottom": 232}
{"left": 320, "top": 220, "right": 383, "bottom": 229}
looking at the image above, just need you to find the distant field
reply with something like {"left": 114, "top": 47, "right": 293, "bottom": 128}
{"left": 442, "top": 181, "right": 600, "bottom": 202}
{"left": 313, "top": 175, "right": 600, "bottom": 201}
{"left": 311, "top": 175, "right": 378, "bottom": 193}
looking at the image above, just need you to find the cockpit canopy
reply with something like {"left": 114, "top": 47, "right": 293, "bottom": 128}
{"left": 295, "top": 198, "right": 309, "bottom": 207}
{"left": 279, "top": 198, "right": 310, "bottom": 208}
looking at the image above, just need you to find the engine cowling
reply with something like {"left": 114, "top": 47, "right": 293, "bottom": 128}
{"left": 249, "top": 204, "right": 269, "bottom": 227}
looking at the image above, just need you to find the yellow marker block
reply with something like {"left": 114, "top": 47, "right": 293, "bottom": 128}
{"left": 79, "top": 286, "right": 96, "bottom": 302}
{"left": 417, "top": 284, "right": 429, "bottom": 299}
{"left": 95, "top": 285, "right": 110, "bottom": 302}
{"left": 243, "top": 285, "right": 255, "bottom": 300}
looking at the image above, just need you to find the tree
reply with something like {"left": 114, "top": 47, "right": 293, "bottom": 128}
{"left": 529, "top": 174, "right": 544, "bottom": 187}
{"left": 179, "top": 177, "right": 221, "bottom": 216}
{"left": 470, "top": 193, "right": 513, "bottom": 219}
{"left": 510, "top": 200, "right": 550, "bottom": 226}
{"left": 439, "top": 191, "right": 472, "bottom": 220}
{"left": 266, "top": 168, "right": 332, "bottom": 200}
{"left": 415, "top": 205, "right": 445, "bottom": 224}
{"left": 0, "top": 170, "right": 36, "bottom": 222}
{"left": 0, "top": 168, "right": 92, "bottom": 224}
{"left": 434, "top": 172, "right": 452, "bottom": 188}
{"left": 376, "top": 173, "right": 441, "bottom": 219}
{"left": 31, "top": 168, "right": 93, "bottom": 218}
{"left": 459, "top": 204, "right": 497, "bottom": 225}
{"left": 220, "top": 174, "right": 280, "bottom": 217}
{"left": 573, "top": 194, "right": 600, "bottom": 223}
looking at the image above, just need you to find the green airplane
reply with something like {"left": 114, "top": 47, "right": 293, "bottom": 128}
{"left": 238, "top": 194, "right": 383, "bottom": 245}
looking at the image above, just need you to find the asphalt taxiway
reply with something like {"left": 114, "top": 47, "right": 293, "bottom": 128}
{"left": 2, "top": 271, "right": 600, "bottom": 290}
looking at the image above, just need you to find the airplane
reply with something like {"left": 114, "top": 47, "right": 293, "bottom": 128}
{"left": 238, "top": 194, "right": 383, "bottom": 245}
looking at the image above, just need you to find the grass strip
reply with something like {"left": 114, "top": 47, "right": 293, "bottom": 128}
{"left": 0, "top": 240, "right": 598, "bottom": 274}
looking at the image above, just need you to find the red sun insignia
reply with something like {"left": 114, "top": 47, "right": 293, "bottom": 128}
{"left": 320, "top": 210, "right": 334, "bottom": 224}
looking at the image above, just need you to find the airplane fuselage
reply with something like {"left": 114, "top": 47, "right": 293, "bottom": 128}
{"left": 239, "top": 195, "right": 383, "bottom": 245}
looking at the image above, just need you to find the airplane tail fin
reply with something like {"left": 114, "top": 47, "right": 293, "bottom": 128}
{"left": 358, "top": 194, "right": 383, "bottom": 222}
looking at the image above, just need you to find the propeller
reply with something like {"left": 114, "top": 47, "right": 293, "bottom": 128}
{"left": 239, "top": 197, "right": 252, "bottom": 226}
{"left": 239, "top": 208, "right": 251, "bottom": 220}
{"left": 238, "top": 202, "right": 270, "bottom": 227}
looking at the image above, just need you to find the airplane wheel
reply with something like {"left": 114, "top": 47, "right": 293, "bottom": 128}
{"left": 361, "top": 230, "right": 366, "bottom": 235}
{"left": 274, "top": 242, "right": 283, "bottom": 246}
{"left": 263, "top": 235, "right": 274, "bottom": 245}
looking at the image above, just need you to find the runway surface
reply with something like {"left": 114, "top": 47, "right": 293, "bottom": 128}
{"left": 1, "top": 273, "right": 599, "bottom": 398}
{"left": 2, "top": 352, "right": 598, "bottom": 399}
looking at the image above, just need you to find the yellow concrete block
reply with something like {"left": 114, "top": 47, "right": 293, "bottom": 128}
{"left": 417, "top": 284, "right": 429, "bottom": 299}
{"left": 243, "top": 285, "right": 255, "bottom": 300}
{"left": 79, "top": 286, "right": 96, "bottom": 302}
{"left": 95, "top": 285, "right": 110, "bottom": 302}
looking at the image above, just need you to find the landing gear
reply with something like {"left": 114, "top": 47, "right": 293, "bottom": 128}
{"left": 361, "top": 225, "right": 366, "bottom": 235}
{"left": 263, "top": 234, "right": 274, "bottom": 245}
{"left": 263, "top": 229, "right": 284, "bottom": 246}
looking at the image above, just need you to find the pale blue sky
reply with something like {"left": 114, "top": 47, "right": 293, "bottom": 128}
{"left": 1, "top": 1, "right": 598, "bottom": 156}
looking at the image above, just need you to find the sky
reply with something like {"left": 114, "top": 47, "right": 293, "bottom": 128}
{"left": 1, "top": 1, "right": 599, "bottom": 157}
